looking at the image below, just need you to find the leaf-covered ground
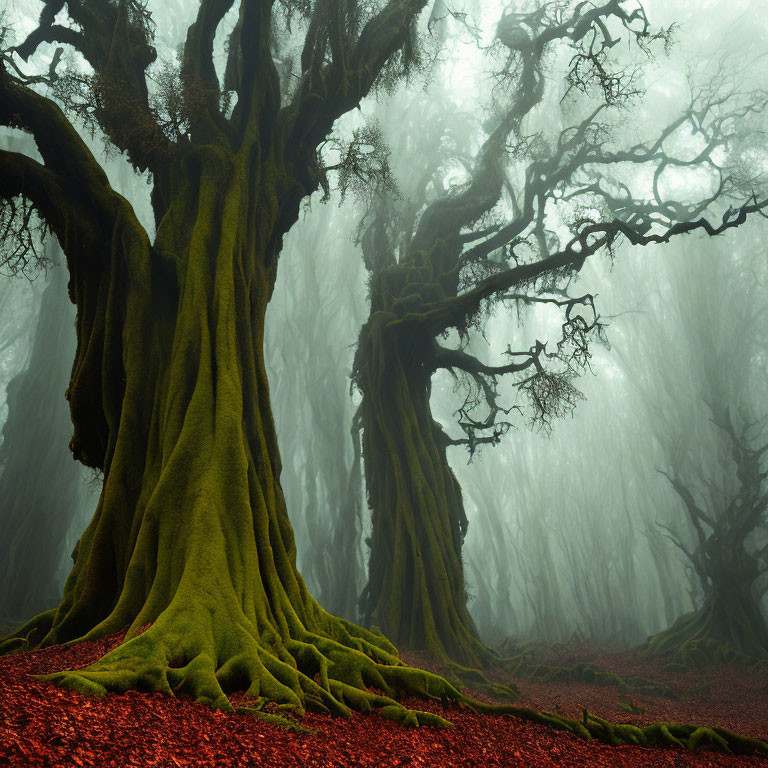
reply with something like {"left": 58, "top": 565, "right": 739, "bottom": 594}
{"left": 1, "top": 629, "right": 766, "bottom": 767}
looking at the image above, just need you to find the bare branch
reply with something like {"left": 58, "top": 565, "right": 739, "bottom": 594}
{"left": 425, "top": 191, "right": 768, "bottom": 339}
{"left": 655, "top": 520, "right": 698, "bottom": 569}
{"left": 656, "top": 469, "right": 713, "bottom": 553}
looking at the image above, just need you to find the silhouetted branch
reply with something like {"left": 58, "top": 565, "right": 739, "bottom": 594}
{"left": 654, "top": 520, "right": 698, "bottom": 569}
{"left": 657, "top": 469, "right": 713, "bottom": 552}
{"left": 8, "top": 0, "right": 173, "bottom": 175}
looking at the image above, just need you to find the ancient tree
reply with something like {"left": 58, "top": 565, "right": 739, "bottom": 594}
{"left": 645, "top": 408, "right": 768, "bottom": 665}
{"left": 353, "top": 0, "right": 768, "bottom": 667}
{"left": 0, "top": 0, "right": 480, "bottom": 723}
{"left": 615, "top": 241, "right": 768, "bottom": 666}
{"left": 2, "top": 1, "right": 768, "bottom": 752}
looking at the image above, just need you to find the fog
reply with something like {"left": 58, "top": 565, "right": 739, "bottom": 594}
{"left": 1, "top": 0, "right": 766, "bottom": 661}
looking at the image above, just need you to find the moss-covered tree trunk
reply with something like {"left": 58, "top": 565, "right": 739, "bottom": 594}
{"left": 0, "top": 0, "right": 485, "bottom": 719}
{"left": 644, "top": 533, "right": 768, "bottom": 666}
{"left": 357, "top": 312, "right": 491, "bottom": 668}
{"left": 1, "top": 143, "right": 461, "bottom": 723}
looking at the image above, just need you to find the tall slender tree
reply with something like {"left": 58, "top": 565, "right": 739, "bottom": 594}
{"left": 0, "top": 252, "right": 85, "bottom": 627}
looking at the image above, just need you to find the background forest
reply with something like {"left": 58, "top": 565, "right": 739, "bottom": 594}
{"left": 0, "top": 0, "right": 766, "bottom": 673}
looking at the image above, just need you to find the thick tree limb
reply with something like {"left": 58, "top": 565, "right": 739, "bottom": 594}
{"left": 182, "top": 0, "right": 238, "bottom": 141}
{"left": 0, "top": 69, "right": 145, "bottom": 284}
{"left": 225, "top": 0, "right": 282, "bottom": 142}
{"left": 0, "top": 149, "right": 76, "bottom": 239}
{"left": 281, "top": 0, "right": 430, "bottom": 188}
{"left": 431, "top": 345, "right": 537, "bottom": 377}
{"left": 0, "top": 74, "right": 107, "bottom": 189}
{"left": 10, "top": 0, "right": 172, "bottom": 176}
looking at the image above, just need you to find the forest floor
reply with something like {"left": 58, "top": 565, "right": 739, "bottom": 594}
{"left": 0, "top": 628, "right": 766, "bottom": 767}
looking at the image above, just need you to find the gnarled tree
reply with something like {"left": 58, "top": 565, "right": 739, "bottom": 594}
{"left": 645, "top": 408, "right": 768, "bottom": 666}
{"left": 620, "top": 234, "right": 768, "bottom": 666}
{"left": 0, "top": 0, "right": 480, "bottom": 724}
{"left": 609, "top": 228, "right": 768, "bottom": 666}
{"left": 353, "top": 0, "right": 768, "bottom": 667}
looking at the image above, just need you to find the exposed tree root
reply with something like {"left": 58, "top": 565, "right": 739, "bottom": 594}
{"left": 514, "top": 660, "right": 675, "bottom": 699}
{"left": 641, "top": 600, "right": 768, "bottom": 670}
{"left": 579, "top": 710, "right": 768, "bottom": 754}
{"left": 4, "top": 617, "right": 767, "bottom": 755}
{"left": 484, "top": 640, "right": 676, "bottom": 698}
{"left": 403, "top": 636, "right": 674, "bottom": 703}
{"left": 465, "top": 702, "right": 768, "bottom": 755}
{"left": 408, "top": 650, "right": 669, "bottom": 703}
{"left": 439, "top": 658, "right": 521, "bottom": 702}
{"left": 235, "top": 706, "right": 318, "bottom": 734}
{"left": 0, "top": 610, "right": 56, "bottom": 655}
{"left": 2, "top": 607, "right": 462, "bottom": 729}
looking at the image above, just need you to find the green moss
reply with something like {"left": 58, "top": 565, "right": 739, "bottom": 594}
{"left": 356, "top": 320, "right": 490, "bottom": 669}
{"left": 0, "top": 145, "right": 496, "bottom": 734}
{"left": 509, "top": 660, "right": 675, "bottom": 699}
{"left": 642, "top": 597, "right": 768, "bottom": 668}
{"left": 236, "top": 707, "right": 317, "bottom": 734}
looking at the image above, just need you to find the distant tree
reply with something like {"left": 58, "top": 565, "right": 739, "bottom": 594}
{"left": 615, "top": 242, "right": 768, "bottom": 665}
{"left": 646, "top": 407, "right": 768, "bottom": 665}
{"left": 0, "top": 252, "right": 84, "bottom": 627}
{"left": 0, "top": 0, "right": 474, "bottom": 723}
{"left": 352, "top": 0, "right": 768, "bottom": 666}
{"left": 267, "top": 212, "right": 367, "bottom": 622}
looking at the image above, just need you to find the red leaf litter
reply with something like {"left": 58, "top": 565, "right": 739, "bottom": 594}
{"left": 1, "top": 630, "right": 767, "bottom": 768}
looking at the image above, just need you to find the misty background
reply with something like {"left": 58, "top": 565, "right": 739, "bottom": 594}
{"left": 1, "top": 0, "right": 766, "bottom": 650}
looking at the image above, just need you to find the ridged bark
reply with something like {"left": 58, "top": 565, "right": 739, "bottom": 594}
{"left": 356, "top": 310, "right": 490, "bottom": 668}
{"left": 0, "top": 144, "right": 463, "bottom": 724}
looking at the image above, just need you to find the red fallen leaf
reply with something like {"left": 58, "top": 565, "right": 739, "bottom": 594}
{"left": 2, "top": 632, "right": 767, "bottom": 767}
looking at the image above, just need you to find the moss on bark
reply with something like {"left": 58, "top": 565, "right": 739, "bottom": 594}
{"left": 642, "top": 591, "right": 768, "bottom": 669}
{"left": 356, "top": 309, "right": 492, "bottom": 670}
{"left": 0, "top": 142, "right": 468, "bottom": 726}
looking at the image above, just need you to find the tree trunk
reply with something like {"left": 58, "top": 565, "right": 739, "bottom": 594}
{"left": 1, "top": 145, "right": 458, "bottom": 723}
{"left": 356, "top": 313, "right": 491, "bottom": 668}
{"left": 644, "top": 426, "right": 768, "bottom": 667}
{"left": 644, "top": 547, "right": 768, "bottom": 666}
